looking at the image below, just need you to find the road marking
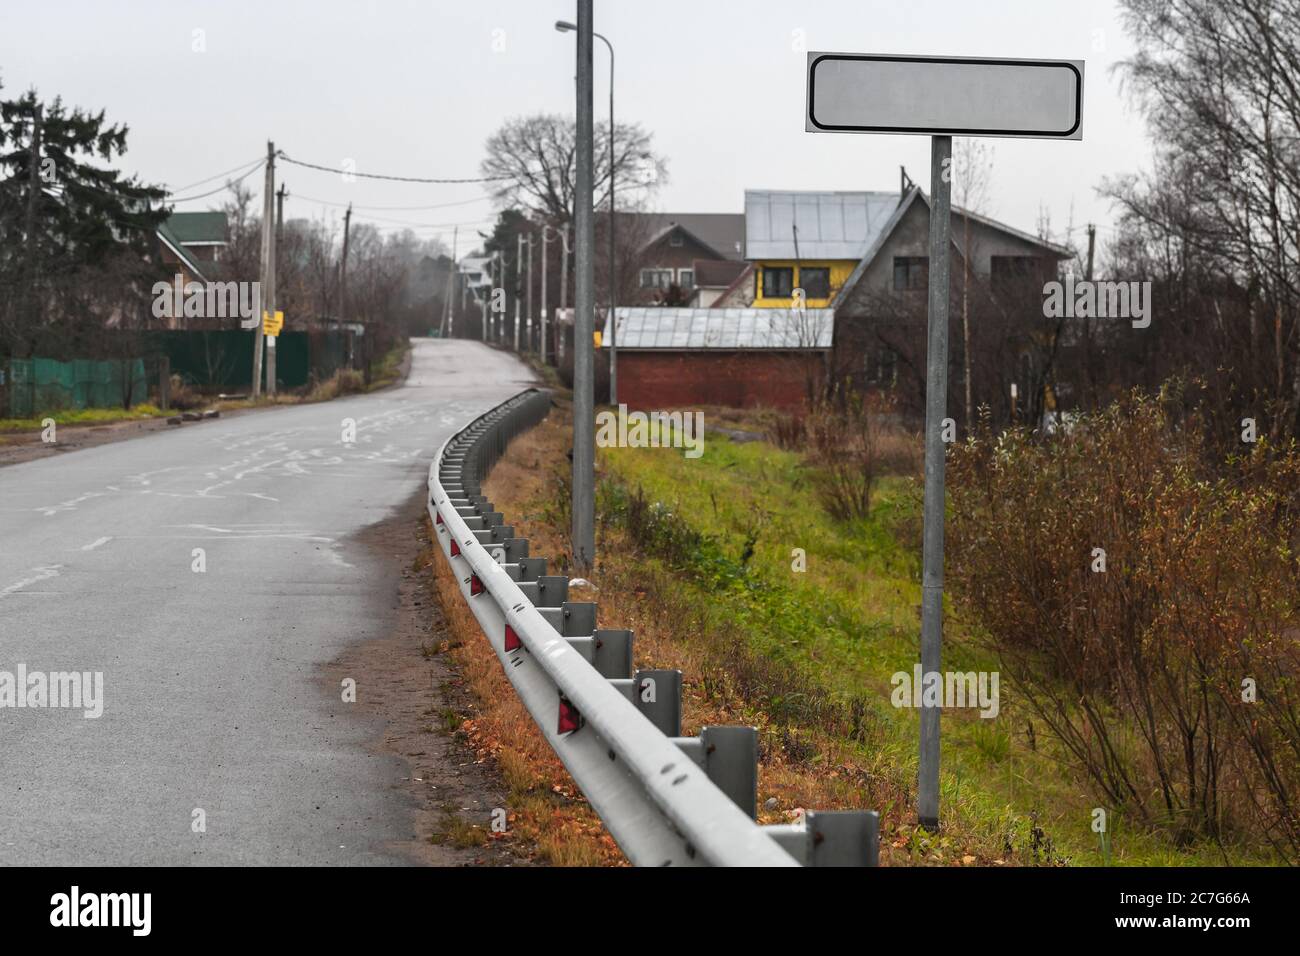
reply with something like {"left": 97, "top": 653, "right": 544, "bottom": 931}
{"left": 82, "top": 537, "right": 112, "bottom": 552}
{"left": 1, "top": 565, "right": 64, "bottom": 596}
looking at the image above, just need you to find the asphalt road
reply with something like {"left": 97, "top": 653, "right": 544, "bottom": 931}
{"left": 0, "top": 338, "right": 534, "bottom": 865}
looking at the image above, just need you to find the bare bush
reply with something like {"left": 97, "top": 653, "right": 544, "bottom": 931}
{"left": 805, "top": 394, "right": 879, "bottom": 521}
{"left": 948, "top": 387, "right": 1300, "bottom": 857}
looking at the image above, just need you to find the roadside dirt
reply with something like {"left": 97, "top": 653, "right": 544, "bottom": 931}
{"left": 0, "top": 415, "right": 186, "bottom": 467}
{"left": 323, "top": 488, "right": 534, "bottom": 866}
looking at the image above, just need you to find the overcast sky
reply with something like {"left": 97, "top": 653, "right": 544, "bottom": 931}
{"left": 1, "top": 0, "right": 1152, "bottom": 260}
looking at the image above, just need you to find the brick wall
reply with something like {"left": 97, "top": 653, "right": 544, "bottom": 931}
{"left": 615, "top": 350, "right": 825, "bottom": 411}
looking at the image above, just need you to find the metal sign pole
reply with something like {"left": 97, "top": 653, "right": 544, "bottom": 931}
{"left": 918, "top": 134, "right": 951, "bottom": 830}
{"left": 804, "top": 49, "right": 1083, "bottom": 833}
{"left": 572, "top": 0, "right": 596, "bottom": 570}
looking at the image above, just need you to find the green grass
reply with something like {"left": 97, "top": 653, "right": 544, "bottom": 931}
{"left": 0, "top": 404, "right": 166, "bottom": 433}
{"left": 598, "top": 426, "right": 1273, "bottom": 865}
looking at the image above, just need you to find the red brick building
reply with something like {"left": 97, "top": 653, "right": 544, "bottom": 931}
{"left": 602, "top": 307, "right": 832, "bottom": 411}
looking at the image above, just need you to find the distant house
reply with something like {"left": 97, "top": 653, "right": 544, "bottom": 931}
{"left": 829, "top": 186, "right": 1072, "bottom": 397}
{"left": 150, "top": 212, "right": 231, "bottom": 329}
{"left": 744, "top": 190, "right": 901, "bottom": 309}
{"left": 458, "top": 255, "right": 496, "bottom": 300}
{"left": 688, "top": 259, "right": 749, "bottom": 307}
{"left": 614, "top": 212, "right": 745, "bottom": 305}
{"left": 163, "top": 211, "right": 228, "bottom": 264}
{"left": 594, "top": 185, "right": 1072, "bottom": 413}
{"left": 600, "top": 307, "right": 832, "bottom": 411}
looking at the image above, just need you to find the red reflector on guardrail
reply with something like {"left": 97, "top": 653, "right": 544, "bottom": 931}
{"left": 504, "top": 624, "right": 521, "bottom": 651}
{"left": 470, "top": 573, "right": 485, "bottom": 596}
{"left": 558, "top": 694, "right": 583, "bottom": 734}
{"left": 450, "top": 538, "right": 461, "bottom": 557}
{"left": 435, "top": 511, "right": 444, "bottom": 526}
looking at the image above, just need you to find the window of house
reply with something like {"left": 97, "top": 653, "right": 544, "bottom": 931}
{"left": 640, "top": 268, "right": 674, "bottom": 289}
{"left": 799, "top": 267, "right": 830, "bottom": 299}
{"left": 761, "top": 266, "right": 794, "bottom": 298}
{"left": 669, "top": 232, "right": 684, "bottom": 247}
{"left": 677, "top": 268, "right": 695, "bottom": 289}
{"left": 893, "top": 257, "right": 928, "bottom": 291}
{"left": 865, "top": 346, "right": 899, "bottom": 385}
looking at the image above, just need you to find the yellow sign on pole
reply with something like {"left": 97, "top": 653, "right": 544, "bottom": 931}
{"left": 593, "top": 330, "right": 602, "bottom": 348}
{"left": 262, "top": 310, "right": 284, "bottom": 337}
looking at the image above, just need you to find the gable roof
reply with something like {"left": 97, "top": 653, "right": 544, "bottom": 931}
{"left": 165, "top": 211, "right": 227, "bottom": 245}
{"left": 602, "top": 307, "right": 833, "bottom": 350}
{"left": 831, "top": 186, "right": 1075, "bottom": 309}
{"left": 156, "top": 220, "right": 209, "bottom": 282}
{"left": 620, "top": 212, "right": 746, "bottom": 261}
{"left": 745, "top": 190, "right": 902, "bottom": 260}
{"left": 693, "top": 258, "right": 748, "bottom": 288}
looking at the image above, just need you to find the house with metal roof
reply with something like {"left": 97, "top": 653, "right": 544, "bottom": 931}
{"left": 584, "top": 184, "right": 1071, "bottom": 413}
{"left": 598, "top": 307, "right": 833, "bottom": 410}
{"left": 742, "top": 190, "right": 902, "bottom": 309}
{"left": 161, "top": 211, "right": 228, "bottom": 265}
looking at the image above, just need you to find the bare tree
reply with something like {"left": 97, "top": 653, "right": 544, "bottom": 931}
{"left": 480, "top": 114, "right": 667, "bottom": 222}
{"left": 954, "top": 139, "right": 994, "bottom": 431}
{"left": 1108, "top": 0, "right": 1300, "bottom": 435}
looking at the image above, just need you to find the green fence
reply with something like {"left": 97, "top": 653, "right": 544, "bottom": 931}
{"left": 6, "top": 357, "right": 147, "bottom": 418}
{"left": 146, "top": 329, "right": 350, "bottom": 391}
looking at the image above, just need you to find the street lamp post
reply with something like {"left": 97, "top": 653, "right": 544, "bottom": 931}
{"left": 557, "top": 18, "right": 616, "bottom": 404}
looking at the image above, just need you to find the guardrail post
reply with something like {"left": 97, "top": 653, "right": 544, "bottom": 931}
{"left": 764, "top": 811, "right": 879, "bottom": 866}
{"left": 592, "top": 628, "right": 633, "bottom": 679}
{"left": 634, "top": 669, "right": 681, "bottom": 737}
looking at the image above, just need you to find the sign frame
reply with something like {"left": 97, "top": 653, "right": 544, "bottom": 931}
{"left": 805, "top": 52, "right": 1084, "bottom": 139}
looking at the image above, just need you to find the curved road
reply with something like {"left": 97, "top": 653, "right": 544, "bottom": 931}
{"left": 0, "top": 339, "right": 533, "bottom": 865}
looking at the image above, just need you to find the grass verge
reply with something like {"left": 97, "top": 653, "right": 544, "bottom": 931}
{"left": 445, "top": 392, "right": 1271, "bottom": 866}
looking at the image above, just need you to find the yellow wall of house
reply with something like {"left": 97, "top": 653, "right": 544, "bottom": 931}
{"left": 752, "top": 260, "right": 857, "bottom": 307}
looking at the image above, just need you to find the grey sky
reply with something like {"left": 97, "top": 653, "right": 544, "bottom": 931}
{"left": 1, "top": 0, "right": 1151, "bottom": 260}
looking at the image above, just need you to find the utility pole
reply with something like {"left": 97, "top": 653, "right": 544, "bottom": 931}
{"left": 267, "top": 181, "right": 287, "bottom": 397}
{"left": 572, "top": 0, "right": 596, "bottom": 570}
{"left": 481, "top": 253, "right": 489, "bottom": 343}
{"left": 540, "top": 228, "right": 550, "bottom": 364}
{"left": 526, "top": 233, "right": 534, "bottom": 352}
{"left": 605, "top": 39, "right": 617, "bottom": 405}
{"left": 1085, "top": 223, "right": 1096, "bottom": 281}
{"left": 560, "top": 223, "right": 570, "bottom": 361}
{"left": 514, "top": 233, "right": 523, "bottom": 350}
{"left": 277, "top": 183, "right": 287, "bottom": 247}
{"left": 494, "top": 249, "right": 503, "bottom": 342}
{"left": 917, "top": 134, "right": 952, "bottom": 832}
{"left": 442, "top": 226, "right": 458, "bottom": 338}
{"left": 252, "top": 140, "right": 275, "bottom": 399}
{"left": 341, "top": 202, "right": 353, "bottom": 362}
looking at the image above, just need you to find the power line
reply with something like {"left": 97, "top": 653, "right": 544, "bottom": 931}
{"left": 349, "top": 211, "right": 497, "bottom": 229}
{"left": 278, "top": 151, "right": 508, "bottom": 184}
{"left": 289, "top": 192, "right": 493, "bottom": 212}
{"left": 164, "top": 155, "right": 264, "bottom": 195}
{"left": 168, "top": 160, "right": 266, "bottom": 203}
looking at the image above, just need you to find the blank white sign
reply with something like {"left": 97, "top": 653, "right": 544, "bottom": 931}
{"left": 806, "top": 53, "right": 1083, "bottom": 139}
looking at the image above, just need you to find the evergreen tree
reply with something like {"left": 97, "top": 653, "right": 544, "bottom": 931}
{"left": 0, "top": 87, "right": 168, "bottom": 356}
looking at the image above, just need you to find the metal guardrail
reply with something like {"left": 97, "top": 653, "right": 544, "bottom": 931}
{"left": 427, "top": 388, "right": 879, "bottom": 866}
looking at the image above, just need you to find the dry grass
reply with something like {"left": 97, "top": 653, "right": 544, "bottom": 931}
{"left": 422, "top": 528, "right": 621, "bottom": 867}
{"left": 469, "top": 398, "right": 954, "bottom": 865}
